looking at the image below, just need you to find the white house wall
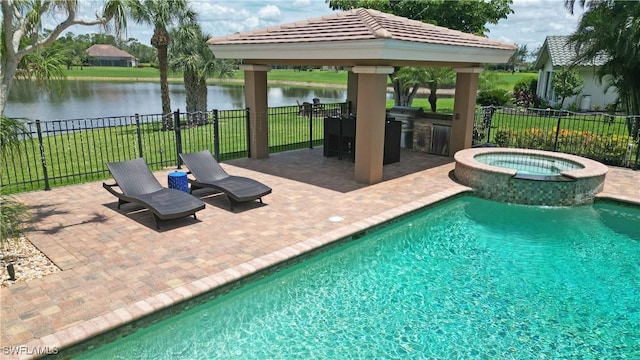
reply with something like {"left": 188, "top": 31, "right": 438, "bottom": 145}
{"left": 537, "top": 61, "right": 555, "bottom": 102}
{"left": 536, "top": 63, "right": 618, "bottom": 110}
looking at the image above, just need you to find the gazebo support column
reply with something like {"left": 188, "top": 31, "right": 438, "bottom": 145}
{"left": 241, "top": 64, "right": 271, "bottom": 159}
{"left": 450, "top": 67, "right": 482, "bottom": 155}
{"left": 352, "top": 66, "right": 394, "bottom": 185}
{"left": 346, "top": 69, "right": 359, "bottom": 113}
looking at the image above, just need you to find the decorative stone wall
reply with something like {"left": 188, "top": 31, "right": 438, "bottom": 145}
{"left": 412, "top": 114, "right": 452, "bottom": 154}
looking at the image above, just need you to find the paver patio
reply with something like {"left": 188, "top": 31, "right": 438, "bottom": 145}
{"left": 1, "top": 148, "right": 638, "bottom": 359}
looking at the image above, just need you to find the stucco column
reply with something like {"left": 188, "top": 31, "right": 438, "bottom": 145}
{"left": 240, "top": 64, "right": 271, "bottom": 159}
{"left": 352, "top": 66, "right": 394, "bottom": 184}
{"left": 346, "top": 69, "right": 359, "bottom": 114}
{"left": 451, "top": 67, "right": 482, "bottom": 155}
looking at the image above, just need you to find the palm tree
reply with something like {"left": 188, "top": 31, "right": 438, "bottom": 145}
{"left": 1, "top": 116, "right": 31, "bottom": 264}
{"left": 128, "top": 0, "right": 196, "bottom": 130}
{"left": 169, "top": 23, "right": 234, "bottom": 125}
{"left": 395, "top": 67, "right": 455, "bottom": 112}
{"left": 567, "top": 0, "right": 640, "bottom": 118}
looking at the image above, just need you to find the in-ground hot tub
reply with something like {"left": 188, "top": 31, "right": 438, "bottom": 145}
{"left": 454, "top": 148, "right": 608, "bottom": 206}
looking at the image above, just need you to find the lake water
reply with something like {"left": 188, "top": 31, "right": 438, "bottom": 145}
{"left": 5, "top": 81, "right": 348, "bottom": 121}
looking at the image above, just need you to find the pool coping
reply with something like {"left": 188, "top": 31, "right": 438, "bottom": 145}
{"left": 454, "top": 147, "right": 610, "bottom": 179}
{"left": 19, "top": 186, "right": 473, "bottom": 359}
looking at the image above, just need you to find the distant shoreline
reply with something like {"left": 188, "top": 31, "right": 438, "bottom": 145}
{"left": 65, "top": 76, "right": 454, "bottom": 95}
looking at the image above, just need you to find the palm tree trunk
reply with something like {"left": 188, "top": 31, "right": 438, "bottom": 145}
{"left": 184, "top": 70, "right": 198, "bottom": 125}
{"left": 157, "top": 45, "right": 172, "bottom": 130}
{"left": 196, "top": 77, "right": 208, "bottom": 125}
{"left": 428, "top": 92, "right": 438, "bottom": 113}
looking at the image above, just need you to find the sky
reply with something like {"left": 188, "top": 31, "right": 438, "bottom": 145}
{"left": 72, "top": 0, "right": 587, "bottom": 56}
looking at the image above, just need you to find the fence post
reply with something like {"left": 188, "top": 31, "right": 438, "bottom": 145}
{"left": 633, "top": 115, "right": 640, "bottom": 170}
{"left": 634, "top": 138, "right": 640, "bottom": 170}
{"left": 245, "top": 107, "right": 251, "bottom": 158}
{"left": 135, "top": 114, "right": 143, "bottom": 158}
{"left": 485, "top": 106, "right": 495, "bottom": 143}
{"left": 309, "top": 106, "right": 314, "bottom": 149}
{"left": 213, "top": 109, "right": 220, "bottom": 160}
{"left": 174, "top": 110, "right": 182, "bottom": 168}
{"left": 35, "top": 120, "right": 50, "bottom": 191}
{"left": 553, "top": 113, "right": 563, "bottom": 152}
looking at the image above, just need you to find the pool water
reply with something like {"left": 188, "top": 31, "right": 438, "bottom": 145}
{"left": 474, "top": 153, "right": 583, "bottom": 176}
{"left": 76, "top": 197, "right": 640, "bottom": 359}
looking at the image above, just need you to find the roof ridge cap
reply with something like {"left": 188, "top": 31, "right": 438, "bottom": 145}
{"left": 356, "top": 8, "right": 392, "bottom": 39}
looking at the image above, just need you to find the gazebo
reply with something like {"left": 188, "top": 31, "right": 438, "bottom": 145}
{"left": 207, "top": 8, "right": 516, "bottom": 184}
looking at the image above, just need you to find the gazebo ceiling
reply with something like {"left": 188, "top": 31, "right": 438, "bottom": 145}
{"left": 207, "top": 8, "right": 516, "bottom": 67}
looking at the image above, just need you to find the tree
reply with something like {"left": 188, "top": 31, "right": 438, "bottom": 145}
{"left": 0, "top": 0, "right": 128, "bottom": 116}
{"left": 565, "top": 0, "right": 640, "bottom": 118}
{"left": 507, "top": 43, "right": 528, "bottom": 72}
{"left": 327, "top": 0, "right": 514, "bottom": 107}
{"left": 1, "top": 115, "right": 31, "bottom": 269}
{"left": 328, "top": 0, "right": 513, "bottom": 35}
{"left": 553, "top": 67, "right": 584, "bottom": 108}
{"left": 128, "top": 0, "right": 196, "bottom": 130}
{"left": 395, "top": 66, "right": 454, "bottom": 112}
{"left": 169, "top": 23, "right": 234, "bottom": 125}
{"left": 122, "top": 38, "right": 156, "bottom": 64}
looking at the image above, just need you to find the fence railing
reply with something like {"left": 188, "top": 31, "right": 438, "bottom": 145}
{"left": 1, "top": 102, "right": 350, "bottom": 194}
{"left": 2, "top": 103, "right": 636, "bottom": 194}
{"left": 473, "top": 106, "right": 640, "bottom": 169}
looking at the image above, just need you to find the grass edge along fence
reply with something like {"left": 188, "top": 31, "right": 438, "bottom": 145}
{"left": 473, "top": 106, "right": 640, "bottom": 169}
{"left": 1, "top": 102, "right": 349, "bottom": 195}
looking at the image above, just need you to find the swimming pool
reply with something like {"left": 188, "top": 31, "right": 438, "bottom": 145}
{"left": 75, "top": 196, "right": 640, "bottom": 359}
{"left": 474, "top": 152, "right": 583, "bottom": 175}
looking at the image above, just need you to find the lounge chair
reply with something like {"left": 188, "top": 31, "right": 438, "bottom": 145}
{"left": 179, "top": 150, "right": 272, "bottom": 211}
{"left": 103, "top": 158, "right": 205, "bottom": 229}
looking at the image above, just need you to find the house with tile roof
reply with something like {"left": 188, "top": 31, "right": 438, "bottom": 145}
{"left": 85, "top": 44, "right": 137, "bottom": 67}
{"left": 534, "top": 35, "right": 617, "bottom": 110}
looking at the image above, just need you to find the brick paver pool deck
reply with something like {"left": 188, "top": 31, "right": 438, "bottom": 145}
{"left": 1, "top": 148, "right": 639, "bottom": 359}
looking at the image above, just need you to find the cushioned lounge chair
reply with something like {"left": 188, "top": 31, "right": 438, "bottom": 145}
{"left": 179, "top": 150, "right": 272, "bottom": 211}
{"left": 103, "top": 158, "right": 205, "bottom": 229}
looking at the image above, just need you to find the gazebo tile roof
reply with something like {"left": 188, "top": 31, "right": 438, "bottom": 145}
{"left": 207, "top": 8, "right": 514, "bottom": 51}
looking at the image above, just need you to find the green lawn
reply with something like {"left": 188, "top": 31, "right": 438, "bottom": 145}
{"left": 491, "top": 72, "right": 537, "bottom": 91}
{"left": 65, "top": 66, "right": 182, "bottom": 79}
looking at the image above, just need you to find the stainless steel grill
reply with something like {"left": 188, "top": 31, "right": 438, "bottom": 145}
{"left": 387, "top": 106, "right": 425, "bottom": 148}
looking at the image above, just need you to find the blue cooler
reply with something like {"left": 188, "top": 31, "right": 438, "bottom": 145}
{"left": 168, "top": 171, "right": 189, "bottom": 192}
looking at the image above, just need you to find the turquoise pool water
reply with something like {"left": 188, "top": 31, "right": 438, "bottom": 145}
{"left": 76, "top": 197, "right": 640, "bottom": 359}
{"left": 474, "top": 153, "right": 583, "bottom": 176}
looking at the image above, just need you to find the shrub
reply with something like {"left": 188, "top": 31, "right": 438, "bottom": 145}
{"left": 493, "top": 129, "right": 514, "bottom": 147}
{"left": 513, "top": 77, "right": 538, "bottom": 108}
{"left": 477, "top": 89, "right": 512, "bottom": 106}
{"left": 493, "top": 126, "right": 635, "bottom": 165}
{"left": 0, "top": 198, "right": 30, "bottom": 256}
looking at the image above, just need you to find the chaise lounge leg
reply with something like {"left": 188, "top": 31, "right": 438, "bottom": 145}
{"left": 152, "top": 214, "right": 161, "bottom": 229}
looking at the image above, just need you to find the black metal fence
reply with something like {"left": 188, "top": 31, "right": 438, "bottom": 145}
{"left": 2, "top": 103, "right": 637, "bottom": 194}
{"left": 1, "top": 102, "right": 350, "bottom": 194}
{"left": 473, "top": 106, "right": 640, "bottom": 169}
